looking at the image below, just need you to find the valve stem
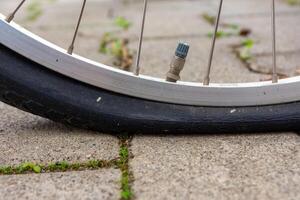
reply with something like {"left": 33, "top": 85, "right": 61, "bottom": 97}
{"left": 166, "top": 43, "right": 189, "bottom": 83}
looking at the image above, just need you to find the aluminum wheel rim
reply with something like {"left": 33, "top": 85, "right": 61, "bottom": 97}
{"left": 1, "top": 14, "right": 300, "bottom": 107}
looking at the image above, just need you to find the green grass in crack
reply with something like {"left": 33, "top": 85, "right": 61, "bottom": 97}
{"left": 118, "top": 135, "right": 133, "bottom": 200}
{"left": 0, "top": 160, "right": 117, "bottom": 175}
{"left": 0, "top": 162, "right": 42, "bottom": 174}
{"left": 48, "top": 161, "right": 70, "bottom": 172}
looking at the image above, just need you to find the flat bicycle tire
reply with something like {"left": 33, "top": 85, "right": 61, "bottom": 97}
{"left": 0, "top": 44, "right": 299, "bottom": 134}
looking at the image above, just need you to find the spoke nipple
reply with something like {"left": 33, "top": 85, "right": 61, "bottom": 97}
{"left": 166, "top": 42, "right": 189, "bottom": 83}
{"left": 203, "top": 77, "right": 210, "bottom": 86}
{"left": 272, "top": 74, "right": 278, "bottom": 83}
{"left": 67, "top": 46, "right": 74, "bottom": 55}
{"left": 5, "top": 14, "right": 14, "bottom": 23}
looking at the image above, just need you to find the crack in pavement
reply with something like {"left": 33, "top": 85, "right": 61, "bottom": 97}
{"left": 0, "top": 134, "right": 136, "bottom": 200}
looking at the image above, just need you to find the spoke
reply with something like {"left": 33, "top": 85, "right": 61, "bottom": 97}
{"left": 203, "top": 0, "right": 224, "bottom": 86}
{"left": 5, "top": 0, "right": 26, "bottom": 23}
{"left": 67, "top": 0, "right": 87, "bottom": 55}
{"left": 271, "top": 0, "right": 278, "bottom": 83}
{"left": 134, "top": 0, "right": 148, "bottom": 76}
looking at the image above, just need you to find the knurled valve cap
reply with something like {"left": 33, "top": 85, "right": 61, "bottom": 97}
{"left": 166, "top": 42, "right": 189, "bottom": 82}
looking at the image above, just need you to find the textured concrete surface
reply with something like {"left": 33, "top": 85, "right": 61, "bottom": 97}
{"left": 132, "top": 133, "right": 300, "bottom": 200}
{"left": 0, "top": 103, "right": 119, "bottom": 165}
{"left": 0, "top": 169, "right": 120, "bottom": 200}
{"left": 0, "top": 0, "right": 300, "bottom": 199}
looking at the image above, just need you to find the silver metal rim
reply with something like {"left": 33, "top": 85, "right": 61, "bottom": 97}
{"left": 1, "top": 14, "right": 300, "bottom": 107}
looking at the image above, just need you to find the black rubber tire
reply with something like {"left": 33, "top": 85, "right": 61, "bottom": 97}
{"left": 0, "top": 44, "right": 299, "bottom": 134}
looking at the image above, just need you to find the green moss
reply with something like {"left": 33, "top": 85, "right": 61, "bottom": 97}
{"left": 0, "top": 166, "right": 13, "bottom": 175}
{"left": 120, "top": 147, "right": 129, "bottom": 161}
{"left": 48, "top": 161, "right": 69, "bottom": 172}
{"left": 0, "top": 159, "right": 116, "bottom": 175}
{"left": 0, "top": 162, "right": 42, "bottom": 174}
{"left": 118, "top": 135, "right": 134, "bottom": 200}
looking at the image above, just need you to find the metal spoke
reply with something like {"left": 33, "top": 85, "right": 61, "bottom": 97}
{"left": 134, "top": 0, "right": 148, "bottom": 76}
{"left": 271, "top": 0, "right": 278, "bottom": 83}
{"left": 67, "top": 0, "right": 87, "bottom": 55}
{"left": 5, "top": 0, "right": 26, "bottom": 23}
{"left": 203, "top": 0, "right": 224, "bottom": 86}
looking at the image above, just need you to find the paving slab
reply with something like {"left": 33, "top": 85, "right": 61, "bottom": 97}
{"left": 0, "top": 169, "right": 120, "bottom": 200}
{"left": 226, "top": 14, "right": 300, "bottom": 54}
{"left": 249, "top": 50, "right": 300, "bottom": 77}
{"left": 221, "top": 0, "right": 300, "bottom": 17}
{"left": 0, "top": 103, "right": 119, "bottom": 165}
{"left": 131, "top": 133, "right": 300, "bottom": 200}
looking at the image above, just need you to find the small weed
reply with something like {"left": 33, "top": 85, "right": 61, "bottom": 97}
{"left": 241, "top": 39, "right": 254, "bottom": 48}
{"left": 99, "top": 15, "right": 133, "bottom": 70}
{"left": 15, "top": 162, "right": 41, "bottom": 174}
{"left": 207, "top": 30, "right": 234, "bottom": 38}
{"left": 119, "top": 147, "right": 129, "bottom": 160}
{"left": 111, "top": 39, "right": 124, "bottom": 58}
{"left": 99, "top": 32, "right": 115, "bottom": 54}
{"left": 115, "top": 16, "right": 132, "bottom": 30}
{"left": 202, "top": 13, "right": 216, "bottom": 25}
{"left": 121, "top": 173, "right": 133, "bottom": 200}
{"left": 285, "top": 0, "right": 300, "bottom": 5}
{"left": 239, "top": 39, "right": 254, "bottom": 61}
{"left": 118, "top": 136, "right": 133, "bottom": 200}
{"left": 206, "top": 27, "right": 251, "bottom": 39}
{"left": 71, "top": 163, "right": 81, "bottom": 170}
{"left": 26, "top": 0, "right": 57, "bottom": 22}
{"left": 26, "top": 1, "right": 43, "bottom": 21}
{"left": 203, "top": 12, "right": 251, "bottom": 39}
{"left": 87, "top": 160, "right": 107, "bottom": 169}
{"left": 99, "top": 33, "right": 134, "bottom": 70}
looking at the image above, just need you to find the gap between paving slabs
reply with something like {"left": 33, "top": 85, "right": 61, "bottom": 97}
{"left": 0, "top": 134, "right": 135, "bottom": 200}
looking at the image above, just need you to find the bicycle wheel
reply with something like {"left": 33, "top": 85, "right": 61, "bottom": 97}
{"left": 0, "top": 1, "right": 299, "bottom": 133}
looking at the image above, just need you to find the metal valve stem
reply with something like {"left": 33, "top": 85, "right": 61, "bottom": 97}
{"left": 166, "top": 43, "right": 189, "bottom": 83}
